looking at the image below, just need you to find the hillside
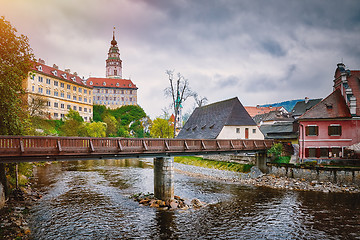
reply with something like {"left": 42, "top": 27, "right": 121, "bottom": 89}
{"left": 260, "top": 99, "right": 304, "bottom": 112}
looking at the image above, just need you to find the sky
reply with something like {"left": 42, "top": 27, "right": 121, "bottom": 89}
{"left": 2, "top": 0, "right": 360, "bottom": 118}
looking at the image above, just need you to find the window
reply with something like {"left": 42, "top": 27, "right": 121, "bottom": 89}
{"left": 331, "top": 147, "right": 342, "bottom": 158}
{"left": 78, "top": 88, "right": 82, "bottom": 93}
{"left": 130, "top": 90, "right": 132, "bottom": 94}
{"left": 84, "top": 97, "right": 87, "bottom": 103}
{"left": 54, "top": 102, "right": 58, "bottom": 108}
{"left": 60, "top": 103, "right": 64, "bottom": 109}
{"left": 328, "top": 125, "right": 341, "bottom": 136}
{"left": 79, "top": 107, "right": 82, "bottom": 111}
{"left": 84, "top": 117, "right": 87, "bottom": 121}
{"left": 60, "top": 83, "right": 64, "bottom": 88}
{"left": 46, "top": 89, "right": 51, "bottom": 95}
{"left": 89, "top": 91, "right": 91, "bottom": 95}
{"left": 38, "top": 87, "right": 43, "bottom": 93}
{"left": 306, "top": 148, "right": 317, "bottom": 158}
{"left": 320, "top": 148, "right": 329, "bottom": 158}
{"left": 78, "top": 97, "right": 82, "bottom": 102}
{"left": 67, "top": 105, "right": 71, "bottom": 110}
{"left": 73, "top": 106, "right": 77, "bottom": 110}
{"left": 54, "top": 91, "right": 59, "bottom": 97}
{"left": 54, "top": 113, "right": 58, "bottom": 118}
{"left": 84, "top": 89, "right": 87, "bottom": 94}
{"left": 252, "top": 129, "right": 256, "bottom": 134}
{"left": 60, "top": 114, "right": 65, "bottom": 118}
{"left": 73, "top": 96, "right": 77, "bottom": 100}
{"left": 54, "top": 81, "right": 58, "bottom": 86}
{"left": 61, "top": 92, "right": 64, "bottom": 98}
{"left": 84, "top": 108, "right": 87, "bottom": 112}
{"left": 73, "top": 86, "right": 77, "bottom": 91}
{"left": 67, "top": 84, "right": 71, "bottom": 90}
{"left": 46, "top": 78, "right": 51, "bottom": 84}
{"left": 97, "top": 89, "right": 100, "bottom": 93}
{"left": 305, "top": 125, "right": 318, "bottom": 136}
{"left": 38, "top": 76, "right": 43, "bottom": 82}
{"left": 67, "top": 94, "right": 71, "bottom": 99}
{"left": 32, "top": 86, "right": 35, "bottom": 92}
{"left": 46, "top": 101, "right": 51, "bottom": 106}
{"left": 236, "top": 128, "right": 240, "bottom": 133}
{"left": 105, "top": 89, "right": 108, "bottom": 94}
{"left": 89, "top": 109, "right": 91, "bottom": 113}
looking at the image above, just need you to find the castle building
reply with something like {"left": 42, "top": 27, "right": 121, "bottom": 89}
{"left": 87, "top": 30, "right": 138, "bottom": 109}
{"left": 24, "top": 59, "right": 93, "bottom": 121}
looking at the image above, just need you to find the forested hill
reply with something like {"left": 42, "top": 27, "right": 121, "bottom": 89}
{"left": 260, "top": 99, "right": 304, "bottom": 112}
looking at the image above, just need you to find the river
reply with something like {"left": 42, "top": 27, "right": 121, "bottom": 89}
{"left": 29, "top": 158, "right": 360, "bottom": 239}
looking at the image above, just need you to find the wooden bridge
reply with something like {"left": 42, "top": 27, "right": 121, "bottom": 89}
{"left": 0, "top": 136, "right": 274, "bottom": 163}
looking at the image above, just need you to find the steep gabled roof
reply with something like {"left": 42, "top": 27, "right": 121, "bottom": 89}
{"left": 245, "top": 106, "right": 282, "bottom": 117}
{"left": 259, "top": 122, "right": 298, "bottom": 139}
{"left": 292, "top": 98, "right": 322, "bottom": 117}
{"left": 87, "top": 77, "right": 138, "bottom": 89}
{"left": 253, "top": 110, "right": 294, "bottom": 125}
{"left": 177, "top": 97, "right": 256, "bottom": 139}
{"left": 299, "top": 89, "right": 351, "bottom": 119}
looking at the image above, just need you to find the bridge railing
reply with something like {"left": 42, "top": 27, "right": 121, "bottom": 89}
{"left": 0, "top": 136, "right": 274, "bottom": 159}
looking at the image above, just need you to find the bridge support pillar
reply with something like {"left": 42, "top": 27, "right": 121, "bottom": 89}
{"left": 256, "top": 151, "right": 269, "bottom": 173}
{"left": 154, "top": 157, "right": 174, "bottom": 201}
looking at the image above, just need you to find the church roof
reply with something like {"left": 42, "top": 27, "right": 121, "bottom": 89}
{"left": 87, "top": 77, "right": 137, "bottom": 89}
{"left": 177, "top": 97, "right": 256, "bottom": 139}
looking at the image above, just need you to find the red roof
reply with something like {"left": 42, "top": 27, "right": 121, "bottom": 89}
{"left": 31, "top": 61, "right": 91, "bottom": 88}
{"left": 87, "top": 77, "right": 137, "bottom": 89}
{"left": 300, "top": 89, "right": 351, "bottom": 119}
{"left": 245, "top": 106, "right": 282, "bottom": 117}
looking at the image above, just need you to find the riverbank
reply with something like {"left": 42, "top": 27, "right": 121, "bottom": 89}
{"left": 0, "top": 186, "right": 41, "bottom": 239}
{"left": 174, "top": 167, "right": 360, "bottom": 194}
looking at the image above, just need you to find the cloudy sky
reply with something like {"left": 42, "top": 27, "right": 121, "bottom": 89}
{"left": 2, "top": 0, "right": 360, "bottom": 118}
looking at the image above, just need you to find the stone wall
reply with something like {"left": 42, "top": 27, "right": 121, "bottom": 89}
{"left": 0, "top": 182, "right": 5, "bottom": 209}
{"left": 269, "top": 166, "right": 360, "bottom": 185}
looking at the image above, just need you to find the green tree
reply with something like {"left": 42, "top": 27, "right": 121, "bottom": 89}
{"left": 150, "top": 117, "right": 173, "bottom": 138}
{"left": 103, "top": 114, "right": 118, "bottom": 137}
{"left": 0, "top": 16, "right": 34, "bottom": 135}
{"left": 60, "top": 109, "right": 84, "bottom": 136}
{"left": 93, "top": 105, "right": 106, "bottom": 122}
{"left": 79, "top": 122, "right": 106, "bottom": 137}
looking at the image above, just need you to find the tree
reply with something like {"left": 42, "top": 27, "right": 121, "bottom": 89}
{"left": 193, "top": 93, "right": 208, "bottom": 107}
{"left": 28, "top": 95, "right": 48, "bottom": 117}
{"left": 103, "top": 114, "right": 118, "bottom": 137}
{"left": 150, "top": 117, "right": 173, "bottom": 138}
{"left": 0, "top": 16, "right": 34, "bottom": 198}
{"left": 0, "top": 16, "right": 34, "bottom": 135}
{"left": 79, "top": 122, "right": 106, "bottom": 137}
{"left": 59, "top": 109, "right": 84, "bottom": 136}
{"left": 164, "top": 70, "right": 193, "bottom": 138}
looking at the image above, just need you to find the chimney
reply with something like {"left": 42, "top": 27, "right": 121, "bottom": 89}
{"left": 305, "top": 97, "right": 309, "bottom": 104}
{"left": 65, "top": 69, "right": 71, "bottom": 73}
{"left": 53, "top": 64, "right": 58, "bottom": 69}
{"left": 73, "top": 72, "right": 78, "bottom": 76}
{"left": 38, "top": 58, "right": 45, "bottom": 64}
{"left": 256, "top": 105, "right": 260, "bottom": 108}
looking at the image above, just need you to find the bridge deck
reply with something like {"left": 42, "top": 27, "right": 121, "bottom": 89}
{"left": 0, "top": 136, "right": 274, "bottom": 163}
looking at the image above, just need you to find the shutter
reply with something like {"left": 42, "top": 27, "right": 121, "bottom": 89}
{"left": 305, "top": 126, "right": 309, "bottom": 136}
{"left": 316, "top": 148, "right": 320, "bottom": 158}
{"left": 315, "top": 126, "right": 319, "bottom": 136}
{"left": 328, "top": 126, "right": 331, "bottom": 136}
{"left": 305, "top": 148, "right": 309, "bottom": 158}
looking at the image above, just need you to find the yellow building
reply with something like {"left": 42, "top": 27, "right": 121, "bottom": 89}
{"left": 24, "top": 59, "right": 93, "bottom": 121}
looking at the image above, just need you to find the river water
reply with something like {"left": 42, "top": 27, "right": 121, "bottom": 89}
{"left": 29, "top": 159, "right": 360, "bottom": 240}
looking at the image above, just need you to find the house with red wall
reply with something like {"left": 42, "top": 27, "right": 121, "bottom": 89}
{"left": 298, "top": 63, "right": 360, "bottom": 162}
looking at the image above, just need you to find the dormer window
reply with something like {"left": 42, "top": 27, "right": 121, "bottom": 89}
{"left": 89, "top": 81, "right": 93, "bottom": 85}
{"left": 36, "top": 65, "right": 42, "bottom": 71}
{"left": 51, "top": 70, "right": 57, "bottom": 76}
{"left": 116, "top": 83, "right": 119, "bottom": 86}
{"left": 103, "top": 82, "right": 106, "bottom": 86}
{"left": 129, "top": 84, "right": 132, "bottom": 87}
{"left": 71, "top": 76, "right": 76, "bottom": 82}
{"left": 61, "top": 73, "right": 67, "bottom": 79}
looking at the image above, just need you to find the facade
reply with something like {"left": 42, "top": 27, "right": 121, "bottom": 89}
{"left": 298, "top": 63, "right": 360, "bottom": 161}
{"left": 88, "top": 31, "right": 138, "bottom": 109}
{"left": 177, "top": 97, "right": 264, "bottom": 140}
{"left": 24, "top": 59, "right": 93, "bottom": 121}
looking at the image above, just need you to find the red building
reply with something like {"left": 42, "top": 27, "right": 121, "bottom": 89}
{"left": 298, "top": 63, "right": 360, "bottom": 161}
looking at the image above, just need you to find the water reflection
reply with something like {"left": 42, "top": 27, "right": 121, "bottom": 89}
{"left": 29, "top": 159, "right": 360, "bottom": 239}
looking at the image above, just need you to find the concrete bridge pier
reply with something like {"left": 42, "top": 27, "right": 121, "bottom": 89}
{"left": 154, "top": 157, "right": 174, "bottom": 201}
{"left": 256, "top": 151, "right": 269, "bottom": 173}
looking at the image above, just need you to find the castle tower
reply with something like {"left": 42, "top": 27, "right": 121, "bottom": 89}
{"left": 106, "top": 28, "right": 122, "bottom": 78}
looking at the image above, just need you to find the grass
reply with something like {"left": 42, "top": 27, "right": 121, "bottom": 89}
{"left": 271, "top": 156, "right": 291, "bottom": 164}
{"left": 174, "top": 156, "right": 253, "bottom": 173}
